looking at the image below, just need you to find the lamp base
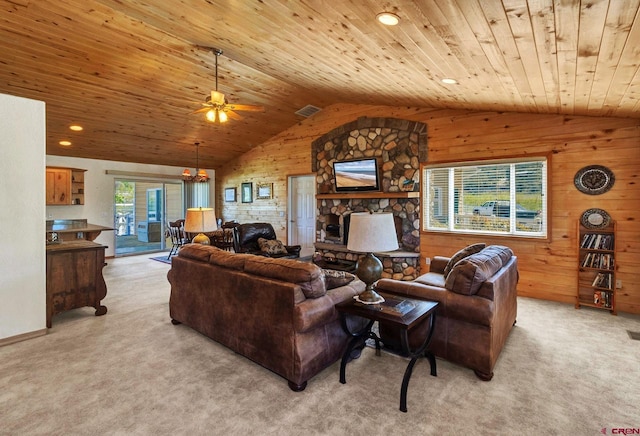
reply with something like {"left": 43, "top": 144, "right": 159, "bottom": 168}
{"left": 355, "top": 289, "right": 385, "bottom": 305}
{"left": 191, "top": 233, "right": 211, "bottom": 245}
{"left": 354, "top": 252, "right": 385, "bottom": 304}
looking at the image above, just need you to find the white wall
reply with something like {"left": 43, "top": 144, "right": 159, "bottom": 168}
{"left": 0, "top": 94, "right": 46, "bottom": 340}
{"left": 45, "top": 156, "right": 215, "bottom": 257}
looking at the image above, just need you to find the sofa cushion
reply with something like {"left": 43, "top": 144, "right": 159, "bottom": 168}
{"left": 445, "top": 245, "right": 511, "bottom": 295}
{"left": 243, "top": 256, "right": 327, "bottom": 299}
{"left": 414, "top": 272, "right": 446, "bottom": 288}
{"left": 177, "top": 243, "right": 221, "bottom": 262}
{"left": 258, "top": 237, "right": 288, "bottom": 255}
{"left": 322, "top": 269, "right": 356, "bottom": 290}
{"left": 443, "top": 243, "right": 486, "bottom": 278}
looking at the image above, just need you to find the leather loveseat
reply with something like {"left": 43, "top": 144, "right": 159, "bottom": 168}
{"left": 375, "top": 244, "right": 518, "bottom": 381}
{"left": 168, "top": 243, "right": 365, "bottom": 391}
{"left": 232, "top": 222, "right": 301, "bottom": 258}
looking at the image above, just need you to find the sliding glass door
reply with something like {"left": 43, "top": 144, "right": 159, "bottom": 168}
{"left": 114, "top": 179, "right": 184, "bottom": 256}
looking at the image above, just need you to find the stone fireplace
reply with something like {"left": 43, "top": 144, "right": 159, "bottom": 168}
{"left": 312, "top": 117, "right": 427, "bottom": 280}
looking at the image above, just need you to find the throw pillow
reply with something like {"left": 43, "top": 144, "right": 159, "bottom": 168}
{"left": 322, "top": 269, "right": 356, "bottom": 290}
{"left": 443, "top": 243, "right": 486, "bottom": 278}
{"left": 257, "top": 237, "right": 288, "bottom": 255}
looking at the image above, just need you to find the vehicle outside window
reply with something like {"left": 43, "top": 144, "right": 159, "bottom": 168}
{"left": 473, "top": 201, "right": 540, "bottom": 219}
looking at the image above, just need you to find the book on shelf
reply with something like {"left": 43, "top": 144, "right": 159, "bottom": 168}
{"left": 591, "top": 272, "right": 612, "bottom": 289}
{"left": 593, "top": 290, "right": 612, "bottom": 308}
{"left": 581, "top": 233, "right": 614, "bottom": 250}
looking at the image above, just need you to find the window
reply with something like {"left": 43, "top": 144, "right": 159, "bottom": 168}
{"left": 423, "top": 157, "right": 547, "bottom": 237}
{"left": 184, "top": 181, "right": 210, "bottom": 209}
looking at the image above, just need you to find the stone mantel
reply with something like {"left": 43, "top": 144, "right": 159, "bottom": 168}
{"left": 315, "top": 242, "right": 419, "bottom": 258}
{"left": 316, "top": 192, "right": 419, "bottom": 200}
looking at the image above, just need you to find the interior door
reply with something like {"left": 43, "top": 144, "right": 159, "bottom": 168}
{"left": 288, "top": 175, "right": 316, "bottom": 258}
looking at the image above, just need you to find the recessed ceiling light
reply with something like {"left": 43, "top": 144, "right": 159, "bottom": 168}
{"left": 69, "top": 125, "right": 83, "bottom": 131}
{"left": 59, "top": 140, "right": 72, "bottom": 146}
{"left": 441, "top": 78, "right": 458, "bottom": 84}
{"left": 376, "top": 12, "right": 400, "bottom": 26}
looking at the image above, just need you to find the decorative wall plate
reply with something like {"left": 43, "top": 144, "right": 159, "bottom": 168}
{"left": 574, "top": 165, "right": 615, "bottom": 195}
{"left": 580, "top": 208, "right": 611, "bottom": 229}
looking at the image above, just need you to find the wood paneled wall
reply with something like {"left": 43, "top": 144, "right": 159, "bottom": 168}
{"left": 216, "top": 104, "right": 640, "bottom": 314}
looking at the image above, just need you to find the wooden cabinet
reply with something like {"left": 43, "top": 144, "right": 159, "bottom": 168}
{"left": 45, "top": 240, "right": 107, "bottom": 328}
{"left": 46, "top": 167, "right": 86, "bottom": 205}
{"left": 576, "top": 221, "right": 617, "bottom": 315}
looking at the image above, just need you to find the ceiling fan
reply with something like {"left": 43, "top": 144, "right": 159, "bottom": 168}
{"left": 192, "top": 48, "right": 264, "bottom": 123}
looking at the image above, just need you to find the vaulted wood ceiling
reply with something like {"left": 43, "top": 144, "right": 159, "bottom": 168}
{"left": 1, "top": 0, "right": 638, "bottom": 170}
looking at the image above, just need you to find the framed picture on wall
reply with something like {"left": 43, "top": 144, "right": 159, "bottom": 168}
{"left": 241, "top": 182, "right": 253, "bottom": 203}
{"left": 256, "top": 183, "right": 273, "bottom": 199}
{"left": 224, "top": 187, "right": 236, "bottom": 202}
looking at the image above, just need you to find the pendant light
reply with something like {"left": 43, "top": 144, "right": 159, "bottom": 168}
{"left": 182, "top": 142, "right": 210, "bottom": 183}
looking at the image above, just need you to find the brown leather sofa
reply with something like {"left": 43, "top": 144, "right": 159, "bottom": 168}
{"left": 167, "top": 243, "right": 365, "bottom": 391}
{"left": 375, "top": 245, "right": 518, "bottom": 381}
{"left": 232, "top": 222, "right": 301, "bottom": 258}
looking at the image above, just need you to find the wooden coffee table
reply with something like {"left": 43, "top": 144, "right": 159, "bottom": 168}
{"left": 336, "top": 292, "right": 438, "bottom": 412}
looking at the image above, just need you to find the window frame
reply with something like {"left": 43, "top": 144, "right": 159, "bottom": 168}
{"left": 422, "top": 156, "right": 548, "bottom": 238}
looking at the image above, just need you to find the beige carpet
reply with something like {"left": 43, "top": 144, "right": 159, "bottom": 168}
{"left": 1, "top": 253, "right": 639, "bottom": 435}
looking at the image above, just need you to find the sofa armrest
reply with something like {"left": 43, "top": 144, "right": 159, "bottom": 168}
{"left": 375, "top": 278, "right": 448, "bottom": 305}
{"left": 293, "top": 280, "right": 364, "bottom": 332}
{"left": 429, "top": 256, "right": 449, "bottom": 274}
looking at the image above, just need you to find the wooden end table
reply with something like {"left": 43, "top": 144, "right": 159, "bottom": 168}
{"left": 336, "top": 292, "right": 438, "bottom": 412}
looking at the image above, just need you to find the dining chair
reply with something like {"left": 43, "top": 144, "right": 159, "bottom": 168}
{"left": 167, "top": 219, "right": 187, "bottom": 259}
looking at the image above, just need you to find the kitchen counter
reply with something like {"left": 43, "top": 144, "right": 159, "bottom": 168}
{"left": 46, "top": 219, "right": 113, "bottom": 242}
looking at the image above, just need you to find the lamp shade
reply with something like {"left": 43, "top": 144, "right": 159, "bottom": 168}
{"left": 184, "top": 207, "right": 217, "bottom": 233}
{"left": 347, "top": 212, "right": 399, "bottom": 253}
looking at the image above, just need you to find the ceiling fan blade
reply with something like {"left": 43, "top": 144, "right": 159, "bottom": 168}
{"left": 226, "top": 110, "right": 243, "bottom": 120}
{"left": 226, "top": 104, "right": 265, "bottom": 112}
{"left": 191, "top": 107, "right": 211, "bottom": 114}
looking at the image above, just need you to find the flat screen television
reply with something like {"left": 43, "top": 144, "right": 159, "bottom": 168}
{"left": 333, "top": 158, "right": 380, "bottom": 192}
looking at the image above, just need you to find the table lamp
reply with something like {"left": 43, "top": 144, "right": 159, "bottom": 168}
{"left": 347, "top": 212, "right": 399, "bottom": 304}
{"left": 184, "top": 207, "right": 217, "bottom": 245}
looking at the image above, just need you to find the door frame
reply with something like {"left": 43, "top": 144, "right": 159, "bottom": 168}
{"left": 114, "top": 178, "right": 184, "bottom": 257}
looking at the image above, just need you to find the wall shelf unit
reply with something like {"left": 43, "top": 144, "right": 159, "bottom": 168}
{"left": 576, "top": 221, "right": 617, "bottom": 315}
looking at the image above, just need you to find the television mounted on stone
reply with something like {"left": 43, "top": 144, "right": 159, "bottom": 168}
{"left": 333, "top": 158, "right": 380, "bottom": 192}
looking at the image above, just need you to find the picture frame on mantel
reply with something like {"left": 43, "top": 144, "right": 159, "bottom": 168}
{"left": 256, "top": 182, "right": 273, "bottom": 199}
{"left": 241, "top": 182, "right": 253, "bottom": 203}
{"left": 224, "top": 187, "right": 236, "bottom": 202}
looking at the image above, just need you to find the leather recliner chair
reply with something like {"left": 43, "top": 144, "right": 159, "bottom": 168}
{"left": 232, "top": 222, "right": 301, "bottom": 259}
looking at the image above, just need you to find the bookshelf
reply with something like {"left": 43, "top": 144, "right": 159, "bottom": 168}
{"left": 576, "top": 221, "right": 617, "bottom": 315}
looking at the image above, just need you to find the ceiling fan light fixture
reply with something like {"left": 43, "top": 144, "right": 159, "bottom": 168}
{"left": 193, "top": 46, "right": 264, "bottom": 123}
{"left": 377, "top": 12, "right": 400, "bottom": 26}
{"left": 211, "top": 90, "right": 225, "bottom": 105}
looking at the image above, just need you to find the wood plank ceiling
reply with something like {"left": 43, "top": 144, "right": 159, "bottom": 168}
{"left": 0, "top": 0, "right": 638, "bottom": 170}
